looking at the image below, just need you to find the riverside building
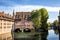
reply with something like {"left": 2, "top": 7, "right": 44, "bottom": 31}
{"left": 0, "top": 11, "right": 34, "bottom": 33}
{"left": 14, "top": 12, "right": 34, "bottom": 32}
{"left": 0, "top": 12, "right": 14, "bottom": 34}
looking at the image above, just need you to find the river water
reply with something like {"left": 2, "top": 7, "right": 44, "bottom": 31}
{"left": 0, "top": 33, "right": 12, "bottom": 40}
{"left": 0, "top": 30, "right": 59, "bottom": 40}
{"left": 47, "top": 30, "right": 59, "bottom": 40}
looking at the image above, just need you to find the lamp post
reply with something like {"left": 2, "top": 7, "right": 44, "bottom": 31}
{"left": 58, "top": 10, "right": 60, "bottom": 40}
{"left": 58, "top": 10, "right": 60, "bottom": 31}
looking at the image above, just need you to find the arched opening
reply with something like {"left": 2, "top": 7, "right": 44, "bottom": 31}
{"left": 14, "top": 28, "right": 21, "bottom": 32}
{"left": 23, "top": 28, "right": 31, "bottom": 32}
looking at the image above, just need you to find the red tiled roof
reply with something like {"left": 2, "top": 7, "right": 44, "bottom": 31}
{"left": 0, "top": 12, "right": 13, "bottom": 18}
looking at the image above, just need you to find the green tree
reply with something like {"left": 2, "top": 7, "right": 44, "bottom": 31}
{"left": 53, "top": 20, "right": 59, "bottom": 27}
{"left": 40, "top": 8, "right": 49, "bottom": 30}
{"left": 47, "top": 22, "right": 51, "bottom": 30}
{"left": 31, "top": 10, "right": 41, "bottom": 30}
{"left": 47, "top": 22, "right": 51, "bottom": 27}
{"left": 53, "top": 20, "right": 59, "bottom": 34}
{"left": 31, "top": 8, "right": 49, "bottom": 31}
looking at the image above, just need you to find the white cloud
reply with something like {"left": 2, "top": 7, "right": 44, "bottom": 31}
{"left": 0, "top": 5, "right": 60, "bottom": 13}
{"left": 13, "top": 5, "right": 60, "bottom": 13}
{"left": 47, "top": 18, "right": 58, "bottom": 23}
{"left": 0, "top": 5, "right": 59, "bottom": 22}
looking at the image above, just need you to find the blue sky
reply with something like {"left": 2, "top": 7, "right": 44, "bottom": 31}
{"left": 0, "top": 0, "right": 60, "bottom": 22}
{"left": 0, "top": 0, "right": 60, "bottom": 7}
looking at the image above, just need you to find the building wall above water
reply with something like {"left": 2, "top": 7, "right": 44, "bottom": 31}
{"left": 14, "top": 12, "right": 34, "bottom": 31}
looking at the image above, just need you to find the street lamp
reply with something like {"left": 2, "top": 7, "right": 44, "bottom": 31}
{"left": 58, "top": 10, "right": 60, "bottom": 30}
{"left": 58, "top": 10, "right": 60, "bottom": 40}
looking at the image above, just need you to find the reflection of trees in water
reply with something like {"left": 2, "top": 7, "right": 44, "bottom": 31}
{"left": 53, "top": 28, "right": 60, "bottom": 40}
{"left": 57, "top": 29, "right": 60, "bottom": 40}
{"left": 53, "top": 29, "right": 59, "bottom": 35}
{"left": 57, "top": 28, "right": 60, "bottom": 40}
{"left": 33, "top": 31, "right": 48, "bottom": 40}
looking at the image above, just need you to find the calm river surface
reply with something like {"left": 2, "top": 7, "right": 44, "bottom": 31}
{"left": 0, "top": 30, "right": 59, "bottom": 40}
{"left": 47, "top": 30, "right": 59, "bottom": 40}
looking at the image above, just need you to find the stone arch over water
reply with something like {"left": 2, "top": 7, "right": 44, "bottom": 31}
{"left": 23, "top": 28, "right": 31, "bottom": 32}
{"left": 14, "top": 28, "right": 21, "bottom": 32}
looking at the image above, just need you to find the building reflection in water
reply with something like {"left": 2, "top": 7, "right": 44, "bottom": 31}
{"left": 14, "top": 31, "right": 48, "bottom": 40}
{"left": 0, "top": 30, "right": 59, "bottom": 40}
{"left": 0, "top": 32, "right": 13, "bottom": 40}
